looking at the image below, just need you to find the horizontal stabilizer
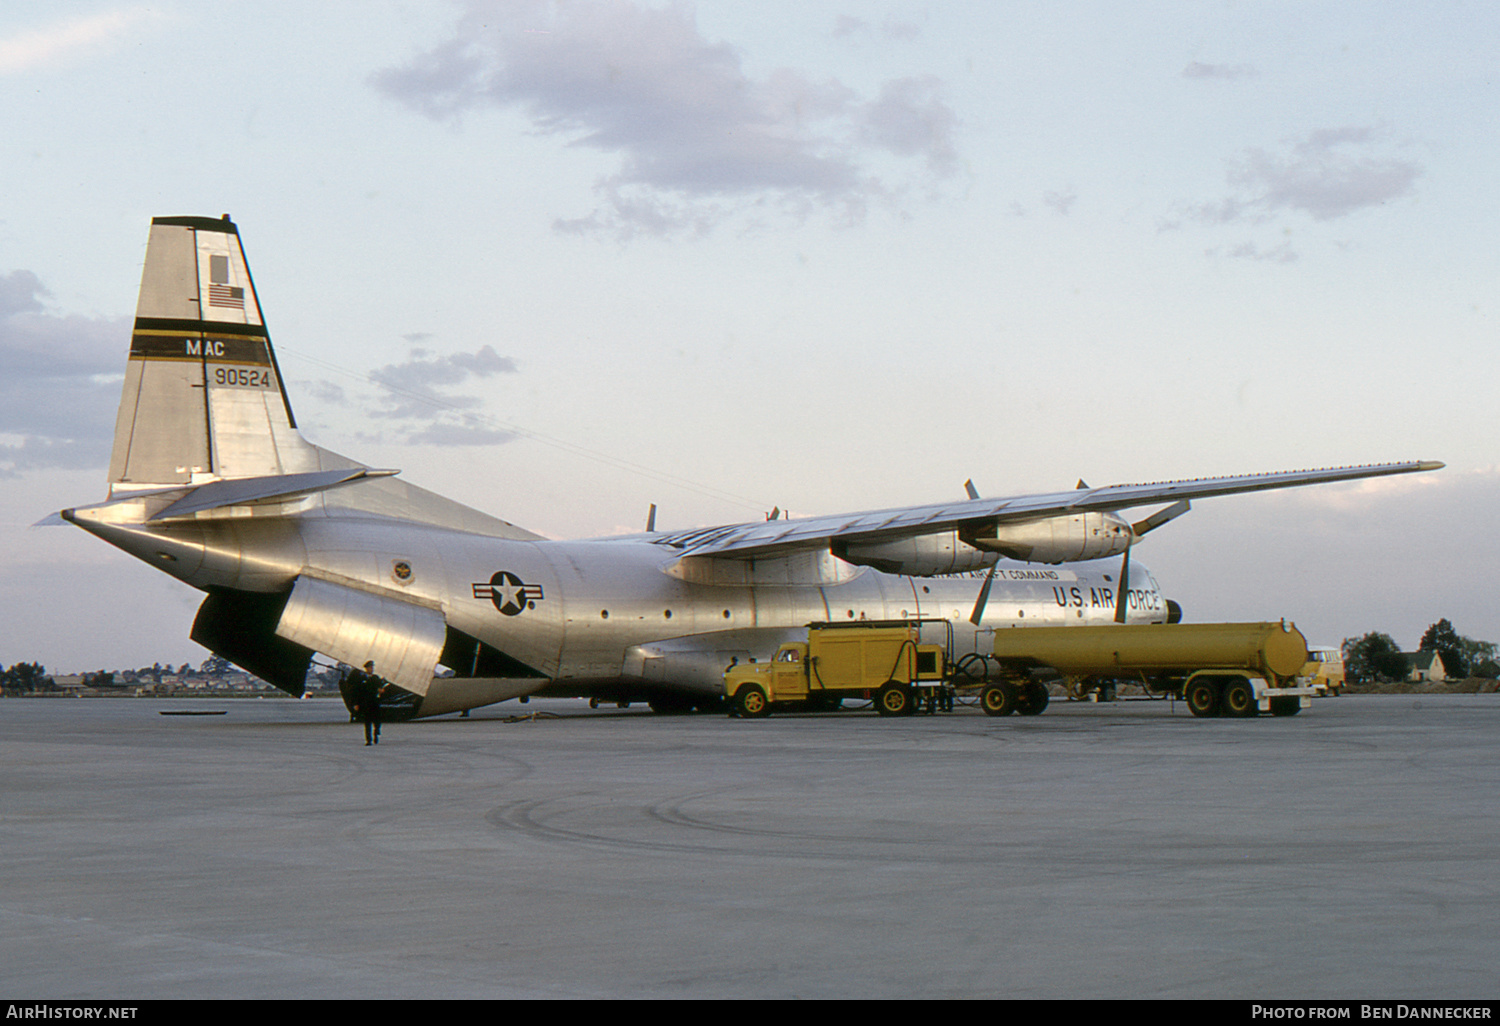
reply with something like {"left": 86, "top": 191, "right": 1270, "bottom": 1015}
{"left": 149, "top": 468, "right": 398, "bottom": 520}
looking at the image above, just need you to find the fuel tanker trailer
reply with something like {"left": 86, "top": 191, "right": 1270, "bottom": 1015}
{"left": 979, "top": 620, "right": 1313, "bottom": 718}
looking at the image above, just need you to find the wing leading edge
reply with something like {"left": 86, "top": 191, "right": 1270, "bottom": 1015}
{"left": 653, "top": 460, "right": 1444, "bottom": 561}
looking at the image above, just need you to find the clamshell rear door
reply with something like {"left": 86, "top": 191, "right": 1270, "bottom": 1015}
{"left": 275, "top": 575, "right": 445, "bottom": 696}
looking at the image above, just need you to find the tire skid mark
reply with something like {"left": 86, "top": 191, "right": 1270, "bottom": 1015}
{"left": 486, "top": 792, "right": 989, "bottom": 864}
{"left": 645, "top": 792, "right": 946, "bottom": 849}
{"left": 329, "top": 746, "right": 537, "bottom": 865}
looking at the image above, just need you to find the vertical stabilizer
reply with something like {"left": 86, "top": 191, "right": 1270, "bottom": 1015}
{"left": 108, "top": 215, "right": 319, "bottom": 492}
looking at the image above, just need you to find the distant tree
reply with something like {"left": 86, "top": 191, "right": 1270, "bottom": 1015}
{"left": 1342, "top": 633, "right": 1408, "bottom": 683}
{"left": 200, "top": 655, "right": 231, "bottom": 676}
{"left": 2, "top": 662, "right": 52, "bottom": 694}
{"left": 1459, "top": 637, "right": 1499, "bottom": 679}
{"left": 1419, "top": 619, "right": 1468, "bottom": 679}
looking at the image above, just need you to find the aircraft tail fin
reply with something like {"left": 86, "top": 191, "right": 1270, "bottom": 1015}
{"left": 107, "top": 215, "right": 324, "bottom": 493}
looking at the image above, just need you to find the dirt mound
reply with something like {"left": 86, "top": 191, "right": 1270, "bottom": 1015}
{"left": 1345, "top": 677, "right": 1500, "bottom": 695}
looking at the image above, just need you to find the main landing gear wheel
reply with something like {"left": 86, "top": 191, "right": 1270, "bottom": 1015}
{"left": 1222, "top": 678, "right": 1257, "bottom": 718}
{"left": 980, "top": 682, "right": 1019, "bottom": 717}
{"left": 876, "top": 682, "right": 913, "bottom": 717}
{"left": 734, "top": 685, "right": 770, "bottom": 719}
{"left": 1016, "top": 681, "right": 1050, "bottom": 716}
{"left": 1185, "top": 677, "right": 1222, "bottom": 718}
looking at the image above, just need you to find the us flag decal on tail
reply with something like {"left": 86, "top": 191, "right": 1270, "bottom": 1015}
{"left": 208, "top": 283, "right": 245, "bottom": 308}
{"left": 208, "top": 254, "right": 245, "bottom": 308}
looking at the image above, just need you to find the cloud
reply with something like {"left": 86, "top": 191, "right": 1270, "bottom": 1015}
{"left": 1042, "top": 187, "right": 1078, "bottom": 215}
{"left": 1008, "top": 186, "right": 1078, "bottom": 218}
{"left": 365, "top": 344, "right": 519, "bottom": 446}
{"left": 302, "top": 380, "right": 348, "bottom": 406}
{"left": 0, "top": 271, "right": 46, "bottom": 316}
{"left": 404, "top": 422, "right": 517, "bottom": 447}
{"left": 1181, "top": 61, "right": 1257, "bottom": 81}
{"left": 832, "top": 16, "right": 922, "bottom": 42}
{"left": 0, "top": 271, "right": 126, "bottom": 477}
{"left": 1188, "top": 126, "right": 1422, "bottom": 226}
{"left": 859, "top": 76, "right": 957, "bottom": 176}
{"left": 1212, "top": 240, "right": 1298, "bottom": 264}
{"left": 368, "top": 344, "right": 517, "bottom": 417}
{"left": 372, "top": 0, "right": 957, "bottom": 238}
{"left": 0, "top": 8, "right": 159, "bottom": 75}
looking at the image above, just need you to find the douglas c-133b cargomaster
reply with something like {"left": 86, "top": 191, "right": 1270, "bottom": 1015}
{"left": 59, "top": 215, "right": 1443, "bottom": 718}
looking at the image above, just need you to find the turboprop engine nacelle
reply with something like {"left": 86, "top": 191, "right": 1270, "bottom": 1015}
{"left": 831, "top": 508, "right": 1132, "bottom": 575}
{"left": 832, "top": 531, "right": 996, "bottom": 577}
{"left": 965, "top": 511, "right": 1133, "bottom": 564}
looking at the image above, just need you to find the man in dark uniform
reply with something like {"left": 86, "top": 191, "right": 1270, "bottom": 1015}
{"left": 348, "top": 660, "right": 384, "bottom": 746}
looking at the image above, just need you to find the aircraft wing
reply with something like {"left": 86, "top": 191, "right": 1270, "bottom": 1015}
{"left": 653, "top": 460, "right": 1443, "bottom": 560}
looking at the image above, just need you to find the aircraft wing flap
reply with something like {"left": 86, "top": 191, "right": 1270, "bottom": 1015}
{"left": 657, "top": 461, "right": 1441, "bottom": 561}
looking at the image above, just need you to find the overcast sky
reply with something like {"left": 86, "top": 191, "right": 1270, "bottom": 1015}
{"left": 2, "top": 1, "right": 1495, "bottom": 672}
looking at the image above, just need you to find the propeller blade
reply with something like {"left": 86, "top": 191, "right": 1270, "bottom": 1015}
{"left": 1131, "top": 499, "right": 1190, "bottom": 537}
{"left": 1113, "top": 542, "right": 1132, "bottom": 624}
{"left": 964, "top": 479, "right": 980, "bottom": 500}
{"left": 645, "top": 503, "right": 657, "bottom": 532}
{"left": 969, "top": 563, "right": 998, "bottom": 625}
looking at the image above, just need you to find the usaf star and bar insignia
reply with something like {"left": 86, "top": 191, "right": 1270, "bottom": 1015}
{"left": 473, "top": 571, "right": 545, "bottom": 616}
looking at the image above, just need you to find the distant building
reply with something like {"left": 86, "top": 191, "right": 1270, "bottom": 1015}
{"left": 1403, "top": 650, "right": 1448, "bottom": 683}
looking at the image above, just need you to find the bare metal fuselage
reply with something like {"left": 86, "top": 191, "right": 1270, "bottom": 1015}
{"left": 70, "top": 480, "right": 1166, "bottom": 716}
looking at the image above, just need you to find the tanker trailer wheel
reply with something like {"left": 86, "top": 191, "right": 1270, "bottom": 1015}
{"left": 735, "top": 685, "right": 771, "bottom": 719}
{"left": 1017, "top": 681, "right": 1050, "bottom": 716}
{"left": 1222, "top": 678, "right": 1257, "bottom": 718}
{"left": 876, "top": 682, "right": 913, "bottom": 717}
{"left": 980, "top": 682, "right": 1019, "bottom": 717}
{"left": 1185, "top": 676, "right": 1222, "bottom": 718}
{"left": 1269, "top": 696, "right": 1302, "bottom": 717}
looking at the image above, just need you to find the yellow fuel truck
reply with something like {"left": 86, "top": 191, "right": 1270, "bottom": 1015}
{"left": 724, "top": 620, "right": 951, "bottom": 718}
{"left": 980, "top": 620, "right": 1313, "bottom": 717}
{"left": 726, "top": 619, "right": 1314, "bottom": 720}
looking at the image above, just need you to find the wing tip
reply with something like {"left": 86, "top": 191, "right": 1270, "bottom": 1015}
{"left": 1115, "top": 459, "right": 1444, "bottom": 490}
